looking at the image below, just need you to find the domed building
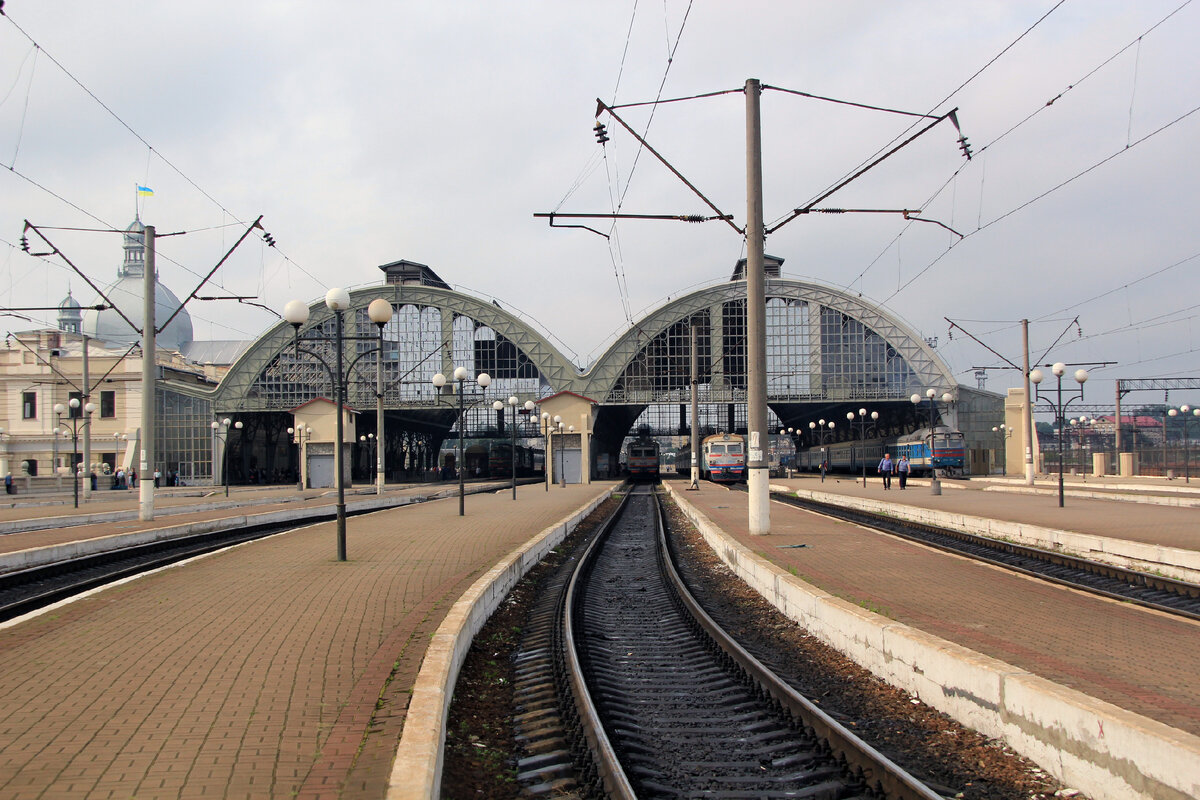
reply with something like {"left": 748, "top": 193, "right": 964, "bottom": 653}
{"left": 56, "top": 291, "right": 82, "bottom": 334}
{"left": 81, "top": 218, "right": 194, "bottom": 352}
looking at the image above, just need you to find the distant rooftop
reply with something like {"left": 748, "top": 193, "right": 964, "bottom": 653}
{"left": 378, "top": 260, "right": 451, "bottom": 289}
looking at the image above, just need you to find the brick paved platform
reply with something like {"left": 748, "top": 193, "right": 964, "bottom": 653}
{"left": 775, "top": 473, "right": 1200, "bottom": 552}
{"left": 0, "top": 481, "right": 615, "bottom": 799}
{"left": 670, "top": 478, "right": 1200, "bottom": 737}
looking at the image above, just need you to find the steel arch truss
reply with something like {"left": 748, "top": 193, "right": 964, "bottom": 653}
{"left": 582, "top": 279, "right": 954, "bottom": 406}
{"left": 212, "top": 286, "right": 577, "bottom": 413}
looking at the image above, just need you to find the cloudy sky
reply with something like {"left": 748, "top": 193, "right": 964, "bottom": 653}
{"left": 2, "top": 1, "right": 1197, "bottom": 412}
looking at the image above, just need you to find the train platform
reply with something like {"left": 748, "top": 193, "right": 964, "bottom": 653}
{"left": 0, "top": 480, "right": 617, "bottom": 799}
{"left": 773, "top": 472, "right": 1200, "bottom": 554}
{"left": 665, "top": 478, "right": 1200, "bottom": 800}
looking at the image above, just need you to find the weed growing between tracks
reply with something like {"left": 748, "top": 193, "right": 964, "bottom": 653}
{"left": 441, "top": 496, "right": 619, "bottom": 799}
{"left": 442, "top": 491, "right": 1080, "bottom": 800}
{"left": 663, "top": 499, "right": 1081, "bottom": 800}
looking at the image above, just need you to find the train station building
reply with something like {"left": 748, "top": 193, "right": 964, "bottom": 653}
{"left": 208, "top": 254, "right": 1003, "bottom": 485}
{"left": 2, "top": 230, "right": 1004, "bottom": 489}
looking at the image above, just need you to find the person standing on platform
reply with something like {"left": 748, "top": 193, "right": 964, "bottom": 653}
{"left": 4, "top": 473, "right": 11, "bottom": 495}
{"left": 897, "top": 455, "right": 910, "bottom": 489}
{"left": 877, "top": 453, "right": 894, "bottom": 490}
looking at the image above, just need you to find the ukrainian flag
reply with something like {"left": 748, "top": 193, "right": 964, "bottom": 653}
{"left": 137, "top": 185, "right": 154, "bottom": 196}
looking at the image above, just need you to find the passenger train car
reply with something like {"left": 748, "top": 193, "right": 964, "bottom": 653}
{"left": 797, "top": 426, "right": 966, "bottom": 477}
{"left": 626, "top": 438, "right": 661, "bottom": 482}
{"left": 702, "top": 433, "right": 746, "bottom": 483}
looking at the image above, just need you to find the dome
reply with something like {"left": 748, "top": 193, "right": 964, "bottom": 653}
{"left": 82, "top": 274, "right": 194, "bottom": 352}
{"left": 59, "top": 291, "right": 82, "bottom": 311}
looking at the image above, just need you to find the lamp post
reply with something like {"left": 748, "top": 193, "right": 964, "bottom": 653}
{"left": 556, "top": 417, "right": 565, "bottom": 487}
{"left": 210, "top": 418, "right": 242, "bottom": 498}
{"left": 1168, "top": 405, "right": 1197, "bottom": 482}
{"left": 431, "top": 366, "right": 492, "bottom": 516}
{"left": 285, "top": 289, "right": 394, "bottom": 562}
{"left": 1030, "top": 362, "right": 1089, "bottom": 508}
{"left": 847, "top": 408, "right": 880, "bottom": 487}
{"left": 491, "top": 396, "right": 528, "bottom": 501}
{"left": 911, "top": 389, "right": 953, "bottom": 495}
{"left": 54, "top": 398, "right": 95, "bottom": 508}
{"left": 992, "top": 424, "right": 1013, "bottom": 475}
{"left": 287, "top": 426, "right": 312, "bottom": 491}
{"left": 359, "top": 434, "right": 377, "bottom": 485}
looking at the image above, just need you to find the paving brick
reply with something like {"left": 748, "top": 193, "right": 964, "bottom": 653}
{"left": 0, "top": 481, "right": 614, "bottom": 798}
{"left": 686, "top": 478, "right": 1200, "bottom": 736}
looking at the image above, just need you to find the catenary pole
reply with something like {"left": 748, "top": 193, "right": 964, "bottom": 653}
{"left": 745, "top": 78, "right": 770, "bottom": 535}
{"left": 1022, "top": 319, "right": 1035, "bottom": 485}
{"left": 690, "top": 321, "right": 699, "bottom": 489}
{"left": 81, "top": 334, "right": 91, "bottom": 501}
{"left": 139, "top": 226, "right": 156, "bottom": 521}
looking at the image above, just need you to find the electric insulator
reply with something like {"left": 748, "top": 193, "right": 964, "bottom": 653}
{"left": 20, "top": 235, "right": 29, "bottom": 252}
{"left": 593, "top": 121, "right": 609, "bottom": 144}
{"left": 263, "top": 233, "right": 276, "bottom": 247}
{"left": 958, "top": 136, "right": 973, "bottom": 160}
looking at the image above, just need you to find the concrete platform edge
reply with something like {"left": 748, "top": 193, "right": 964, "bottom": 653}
{"left": 666, "top": 482, "right": 1200, "bottom": 800}
{"left": 786, "top": 485, "right": 1200, "bottom": 584}
{"left": 0, "top": 492, "right": 425, "bottom": 575}
{"left": 386, "top": 484, "right": 618, "bottom": 800}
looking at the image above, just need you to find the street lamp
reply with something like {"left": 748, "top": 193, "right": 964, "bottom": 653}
{"left": 992, "top": 424, "right": 1013, "bottom": 475}
{"left": 285, "top": 288, "right": 395, "bottom": 561}
{"left": 844, "top": 410, "right": 883, "bottom": 484}
{"left": 1030, "top": 362, "right": 1088, "bottom": 508}
{"left": 491, "top": 396, "right": 528, "bottom": 501}
{"left": 911, "top": 389, "right": 953, "bottom": 494}
{"left": 555, "top": 416, "right": 565, "bottom": 487}
{"left": 540, "top": 411, "right": 551, "bottom": 491}
{"left": 210, "top": 418, "right": 242, "bottom": 498}
{"left": 431, "top": 366, "right": 492, "bottom": 515}
{"left": 287, "top": 426, "right": 312, "bottom": 491}
{"left": 1167, "top": 405, "right": 1197, "bottom": 482}
{"left": 359, "top": 433, "right": 377, "bottom": 485}
{"left": 54, "top": 397, "right": 95, "bottom": 508}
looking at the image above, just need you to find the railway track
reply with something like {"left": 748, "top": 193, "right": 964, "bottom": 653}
{"left": 770, "top": 490, "right": 1200, "bottom": 621}
{"left": 513, "top": 485, "right": 942, "bottom": 798}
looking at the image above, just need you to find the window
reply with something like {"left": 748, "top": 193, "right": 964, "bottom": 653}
{"left": 101, "top": 391, "right": 116, "bottom": 418}
{"left": 22, "top": 392, "right": 36, "bottom": 420}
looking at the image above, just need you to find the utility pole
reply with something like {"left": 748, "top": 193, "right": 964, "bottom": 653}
{"left": 1022, "top": 319, "right": 1035, "bottom": 485}
{"left": 745, "top": 78, "right": 770, "bottom": 535}
{"left": 689, "top": 321, "right": 699, "bottom": 490}
{"left": 139, "top": 225, "right": 156, "bottom": 521}
{"left": 81, "top": 335, "right": 91, "bottom": 501}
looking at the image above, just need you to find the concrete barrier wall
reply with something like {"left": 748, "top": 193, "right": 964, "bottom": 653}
{"left": 794, "top": 486, "right": 1200, "bottom": 584}
{"left": 387, "top": 486, "right": 617, "bottom": 800}
{"left": 666, "top": 483, "right": 1200, "bottom": 800}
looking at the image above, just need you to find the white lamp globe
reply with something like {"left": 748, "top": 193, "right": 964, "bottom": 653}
{"left": 367, "top": 298, "right": 392, "bottom": 325}
{"left": 1052, "top": 362, "right": 1066, "bottom": 377}
{"left": 325, "top": 287, "right": 351, "bottom": 312}
{"left": 1030, "top": 369, "right": 1044, "bottom": 385}
{"left": 283, "top": 300, "right": 310, "bottom": 326}
{"left": 477, "top": 373, "right": 491, "bottom": 388}
{"left": 910, "top": 394, "right": 920, "bottom": 404}
{"left": 432, "top": 372, "right": 446, "bottom": 388}
{"left": 1074, "top": 369, "right": 1088, "bottom": 384}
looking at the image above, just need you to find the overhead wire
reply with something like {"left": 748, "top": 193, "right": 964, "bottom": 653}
{"left": 0, "top": 11, "right": 328, "bottom": 300}
{"left": 866, "top": 1, "right": 1195, "bottom": 305}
